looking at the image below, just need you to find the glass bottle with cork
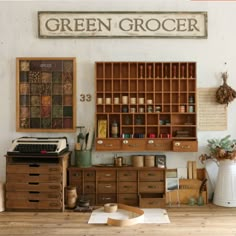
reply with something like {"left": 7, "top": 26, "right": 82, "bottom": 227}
{"left": 111, "top": 120, "right": 119, "bottom": 138}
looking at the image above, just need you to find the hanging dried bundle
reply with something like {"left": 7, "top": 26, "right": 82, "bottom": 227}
{"left": 216, "top": 72, "right": 236, "bottom": 105}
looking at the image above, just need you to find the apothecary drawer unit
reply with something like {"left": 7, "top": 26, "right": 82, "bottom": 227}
{"left": 5, "top": 152, "right": 70, "bottom": 211}
{"left": 68, "top": 166, "right": 166, "bottom": 207}
{"left": 95, "top": 61, "right": 198, "bottom": 152}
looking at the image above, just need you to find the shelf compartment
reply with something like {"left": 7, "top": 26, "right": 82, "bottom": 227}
{"left": 188, "top": 63, "right": 196, "bottom": 78}
{"left": 113, "top": 80, "right": 121, "bottom": 92}
{"left": 163, "top": 63, "right": 171, "bottom": 78}
{"left": 121, "top": 63, "right": 129, "bottom": 78}
{"left": 154, "top": 80, "right": 162, "bottom": 92}
{"left": 121, "top": 80, "right": 129, "bottom": 92}
{"left": 172, "top": 127, "right": 197, "bottom": 138}
{"left": 138, "top": 63, "right": 146, "bottom": 79}
{"left": 146, "top": 63, "right": 154, "bottom": 78}
{"left": 130, "top": 80, "right": 138, "bottom": 93}
{"left": 121, "top": 127, "right": 134, "bottom": 138}
{"left": 104, "top": 63, "right": 112, "bottom": 78}
{"left": 171, "top": 63, "right": 179, "bottom": 78}
{"left": 130, "top": 62, "right": 138, "bottom": 78}
{"left": 159, "top": 127, "right": 171, "bottom": 138}
{"left": 96, "top": 80, "right": 104, "bottom": 92}
{"left": 155, "top": 63, "right": 162, "bottom": 78}
{"left": 122, "top": 114, "right": 133, "bottom": 126}
{"left": 171, "top": 93, "right": 180, "bottom": 104}
{"left": 163, "top": 80, "right": 171, "bottom": 91}
{"left": 137, "top": 80, "right": 146, "bottom": 92}
{"left": 147, "top": 114, "right": 158, "bottom": 126}
{"left": 172, "top": 114, "right": 196, "bottom": 126}
{"left": 146, "top": 79, "right": 154, "bottom": 92}
{"left": 171, "top": 80, "right": 179, "bottom": 92}
{"left": 188, "top": 80, "right": 196, "bottom": 92}
{"left": 96, "top": 63, "right": 104, "bottom": 78}
{"left": 147, "top": 127, "right": 158, "bottom": 138}
{"left": 113, "top": 63, "right": 121, "bottom": 78}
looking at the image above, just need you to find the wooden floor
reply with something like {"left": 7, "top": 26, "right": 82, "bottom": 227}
{"left": 0, "top": 205, "right": 236, "bottom": 236}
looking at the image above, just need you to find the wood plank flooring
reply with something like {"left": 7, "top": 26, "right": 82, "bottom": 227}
{"left": 0, "top": 205, "right": 236, "bottom": 236}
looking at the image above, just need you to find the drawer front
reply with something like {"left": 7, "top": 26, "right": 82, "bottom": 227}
{"left": 97, "top": 182, "right": 116, "bottom": 193}
{"left": 6, "top": 182, "right": 62, "bottom": 192}
{"left": 121, "top": 139, "right": 145, "bottom": 151}
{"left": 118, "top": 194, "right": 138, "bottom": 206}
{"left": 146, "top": 139, "right": 172, "bottom": 151}
{"left": 7, "top": 173, "right": 62, "bottom": 183}
{"left": 97, "top": 170, "right": 116, "bottom": 181}
{"left": 7, "top": 164, "right": 61, "bottom": 174}
{"left": 69, "top": 170, "right": 82, "bottom": 182}
{"left": 84, "top": 182, "right": 96, "bottom": 193}
{"left": 173, "top": 141, "right": 198, "bottom": 152}
{"left": 139, "top": 170, "right": 165, "bottom": 181}
{"left": 139, "top": 182, "right": 165, "bottom": 193}
{"left": 118, "top": 182, "right": 137, "bottom": 193}
{"left": 84, "top": 170, "right": 96, "bottom": 181}
{"left": 96, "top": 139, "right": 121, "bottom": 151}
{"left": 118, "top": 170, "right": 137, "bottom": 181}
{"left": 139, "top": 197, "right": 165, "bottom": 208}
{"left": 97, "top": 194, "right": 117, "bottom": 205}
{"left": 6, "top": 199, "right": 62, "bottom": 210}
{"left": 6, "top": 191, "right": 61, "bottom": 200}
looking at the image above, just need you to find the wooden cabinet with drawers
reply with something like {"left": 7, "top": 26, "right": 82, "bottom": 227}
{"left": 95, "top": 61, "right": 198, "bottom": 152}
{"left": 68, "top": 167, "right": 166, "bottom": 207}
{"left": 5, "top": 152, "right": 70, "bottom": 211}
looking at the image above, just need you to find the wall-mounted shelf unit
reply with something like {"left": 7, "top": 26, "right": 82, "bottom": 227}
{"left": 95, "top": 62, "right": 198, "bottom": 152}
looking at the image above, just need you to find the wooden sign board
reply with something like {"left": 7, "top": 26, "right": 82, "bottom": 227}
{"left": 38, "top": 11, "right": 208, "bottom": 38}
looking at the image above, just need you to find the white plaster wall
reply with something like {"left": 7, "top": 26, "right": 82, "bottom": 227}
{"left": 1, "top": 0, "right": 236, "bottom": 182}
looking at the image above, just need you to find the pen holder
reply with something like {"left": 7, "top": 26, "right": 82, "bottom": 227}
{"left": 75, "top": 150, "right": 92, "bottom": 167}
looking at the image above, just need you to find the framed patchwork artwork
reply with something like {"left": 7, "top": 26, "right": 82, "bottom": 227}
{"left": 16, "top": 57, "right": 76, "bottom": 132}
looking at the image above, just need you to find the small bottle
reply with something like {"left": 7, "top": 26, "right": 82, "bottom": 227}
{"left": 111, "top": 120, "right": 118, "bottom": 138}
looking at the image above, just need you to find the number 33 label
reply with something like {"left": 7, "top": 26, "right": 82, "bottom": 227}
{"left": 80, "top": 94, "right": 92, "bottom": 102}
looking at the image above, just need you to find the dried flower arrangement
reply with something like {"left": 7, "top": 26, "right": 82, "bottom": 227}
{"left": 216, "top": 72, "right": 236, "bottom": 106}
{"left": 200, "top": 135, "right": 236, "bottom": 162}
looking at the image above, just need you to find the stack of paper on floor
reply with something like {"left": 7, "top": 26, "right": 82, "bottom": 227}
{"left": 88, "top": 207, "right": 170, "bottom": 224}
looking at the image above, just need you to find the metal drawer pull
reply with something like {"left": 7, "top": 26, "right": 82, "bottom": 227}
{"left": 124, "top": 185, "right": 131, "bottom": 188}
{"left": 181, "top": 145, "right": 190, "bottom": 149}
{"left": 28, "top": 182, "right": 39, "bottom": 185}
{"left": 29, "top": 200, "right": 39, "bottom": 202}
{"left": 148, "top": 173, "right": 155, "bottom": 176}
{"left": 128, "top": 144, "right": 137, "bottom": 147}
{"left": 49, "top": 185, "right": 60, "bottom": 189}
{"left": 148, "top": 185, "right": 155, "bottom": 189}
{"left": 105, "top": 174, "right": 111, "bottom": 177}
{"left": 102, "top": 197, "right": 111, "bottom": 200}
{"left": 49, "top": 203, "right": 59, "bottom": 207}
{"left": 105, "top": 185, "right": 112, "bottom": 188}
{"left": 49, "top": 168, "right": 58, "bottom": 171}
{"left": 105, "top": 144, "right": 113, "bottom": 147}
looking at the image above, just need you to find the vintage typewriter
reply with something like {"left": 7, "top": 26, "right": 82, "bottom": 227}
{"left": 7, "top": 136, "right": 69, "bottom": 156}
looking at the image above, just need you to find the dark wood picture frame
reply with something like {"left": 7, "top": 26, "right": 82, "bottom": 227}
{"left": 16, "top": 57, "right": 76, "bottom": 132}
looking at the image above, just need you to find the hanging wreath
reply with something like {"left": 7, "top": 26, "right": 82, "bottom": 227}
{"left": 216, "top": 72, "right": 236, "bottom": 106}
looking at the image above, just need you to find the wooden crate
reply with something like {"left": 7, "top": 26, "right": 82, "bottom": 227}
{"left": 166, "top": 179, "right": 207, "bottom": 205}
